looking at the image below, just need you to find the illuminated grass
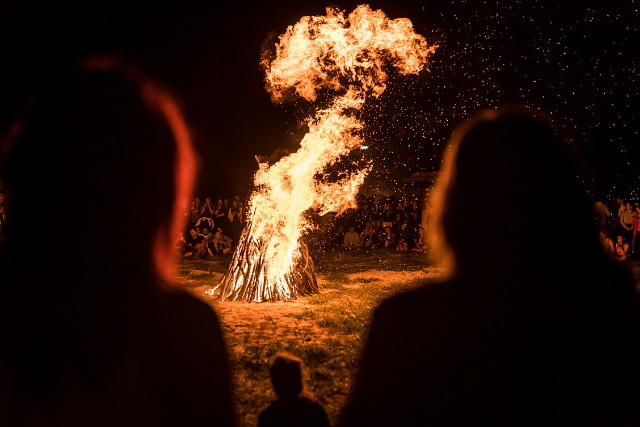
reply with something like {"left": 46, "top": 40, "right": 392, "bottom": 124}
{"left": 175, "top": 248, "right": 436, "bottom": 426}
{"left": 175, "top": 251, "right": 640, "bottom": 427}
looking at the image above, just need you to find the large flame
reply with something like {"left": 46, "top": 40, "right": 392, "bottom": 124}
{"left": 211, "top": 5, "right": 437, "bottom": 302}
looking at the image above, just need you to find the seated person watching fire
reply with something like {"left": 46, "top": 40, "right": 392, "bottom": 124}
{"left": 200, "top": 226, "right": 214, "bottom": 256}
{"left": 184, "top": 227, "right": 207, "bottom": 259}
{"left": 360, "top": 224, "right": 379, "bottom": 249}
{"left": 341, "top": 226, "right": 361, "bottom": 249}
{"left": 413, "top": 227, "right": 427, "bottom": 253}
{"left": 614, "top": 235, "right": 630, "bottom": 262}
{"left": 213, "top": 227, "right": 233, "bottom": 255}
{"left": 599, "top": 230, "right": 615, "bottom": 258}
{"left": 396, "top": 222, "right": 410, "bottom": 252}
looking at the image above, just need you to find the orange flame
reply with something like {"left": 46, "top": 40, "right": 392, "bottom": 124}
{"left": 264, "top": 5, "right": 436, "bottom": 102}
{"left": 211, "top": 5, "right": 436, "bottom": 301}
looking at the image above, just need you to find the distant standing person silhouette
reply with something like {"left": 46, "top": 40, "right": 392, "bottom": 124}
{"left": 340, "top": 107, "right": 640, "bottom": 426}
{"left": 258, "top": 353, "right": 330, "bottom": 427}
{"left": 0, "top": 58, "right": 235, "bottom": 426}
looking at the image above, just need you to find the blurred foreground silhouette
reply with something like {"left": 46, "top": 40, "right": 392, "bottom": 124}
{"left": 0, "top": 59, "right": 235, "bottom": 426}
{"left": 341, "top": 108, "right": 640, "bottom": 426}
{"left": 258, "top": 352, "right": 329, "bottom": 427}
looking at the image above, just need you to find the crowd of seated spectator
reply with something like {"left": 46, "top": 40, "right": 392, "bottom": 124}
{"left": 594, "top": 197, "right": 640, "bottom": 262}
{"left": 174, "top": 191, "right": 640, "bottom": 264}
{"left": 308, "top": 195, "right": 429, "bottom": 254}
{"left": 176, "top": 195, "right": 247, "bottom": 259}
{"left": 174, "top": 192, "right": 430, "bottom": 260}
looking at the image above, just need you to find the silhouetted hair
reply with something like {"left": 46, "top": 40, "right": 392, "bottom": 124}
{"left": 0, "top": 57, "right": 197, "bottom": 397}
{"left": 2, "top": 57, "right": 195, "bottom": 281}
{"left": 429, "top": 107, "right": 614, "bottom": 283}
{"left": 269, "top": 352, "right": 304, "bottom": 399}
{"left": 341, "top": 106, "right": 640, "bottom": 427}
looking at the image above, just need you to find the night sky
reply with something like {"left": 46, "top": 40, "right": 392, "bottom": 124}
{"left": 1, "top": 1, "right": 638, "bottom": 200}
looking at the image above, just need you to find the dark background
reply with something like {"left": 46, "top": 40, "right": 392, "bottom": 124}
{"left": 1, "top": 0, "right": 637, "bottom": 200}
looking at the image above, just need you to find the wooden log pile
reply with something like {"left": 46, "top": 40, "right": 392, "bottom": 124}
{"left": 211, "top": 221, "right": 318, "bottom": 302}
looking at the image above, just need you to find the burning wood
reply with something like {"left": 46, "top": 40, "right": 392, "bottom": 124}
{"left": 209, "top": 5, "right": 436, "bottom": 302}
{"left": 213, "top": 221, "right": 317, "bottom": 302}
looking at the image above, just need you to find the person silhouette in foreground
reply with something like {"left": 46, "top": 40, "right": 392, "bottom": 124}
{"left": 0, "top": 58, "right": 235, "bottom": 426}
{"left": 258, "top": 353, "right": 330, "bottom": 427}
{"left": 340, "top": 107, "right": 640, "bottom": 426}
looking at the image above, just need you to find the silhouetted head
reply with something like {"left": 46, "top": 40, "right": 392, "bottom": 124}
{"left": 430, "top": 107, "right": 606, "bottom": 280}
{"left": 1, "top": 57, "right": 196, "bottom": 282}
{"left": 269, "top": 352, "right": 305, "bottom": 399}
{"left": 0, "top": 57, "right": 198, "bottom": 399}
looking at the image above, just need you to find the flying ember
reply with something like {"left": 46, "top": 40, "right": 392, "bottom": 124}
{"left": 209, "top": 4, "right": 437, "bottom": 302}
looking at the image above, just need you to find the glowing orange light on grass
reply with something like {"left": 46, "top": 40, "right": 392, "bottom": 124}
{"left": 210, "top": 4, "right": 437, "bottom": 302}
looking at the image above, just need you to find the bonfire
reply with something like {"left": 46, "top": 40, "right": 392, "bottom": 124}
{"left": 209, "top": 5, "right": 436, "bottom": 302}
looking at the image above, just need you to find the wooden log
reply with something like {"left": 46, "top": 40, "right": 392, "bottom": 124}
{"left": 216, "top": 224, "right": 319, "bottom": 302}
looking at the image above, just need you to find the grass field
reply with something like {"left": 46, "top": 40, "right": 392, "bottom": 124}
{"left": 175, "top": 249, "right": 640, "bottom": 427}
